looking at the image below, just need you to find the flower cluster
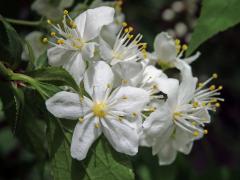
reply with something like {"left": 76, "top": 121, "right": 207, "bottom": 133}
{"left": 44, "top": 6, "right": 223, "bottom": 165}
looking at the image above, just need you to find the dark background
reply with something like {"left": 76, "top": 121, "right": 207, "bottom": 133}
{"left": 0, "top": 0, "right": 240, "bottom": 179}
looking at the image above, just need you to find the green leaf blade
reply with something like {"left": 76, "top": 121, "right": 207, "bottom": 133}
{"left": 187, "top": 0, "right": 240, "bottom": 55}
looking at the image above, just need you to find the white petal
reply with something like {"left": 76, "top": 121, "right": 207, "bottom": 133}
{"left": 82, "top": 42, "right": 97, "bottom": 59}
{"left": 157, "top": 143, "right": 177, "bottom": 165}
{"left": 63, "top": 53, "right": 86, "bottom": 84}
{"left": 182, "top": 51, "right": 201, "bottom": 64}
{"left": 109, "top": 86, "right": 149, "bottom": 113}
{"left": 101, "top": 117, "right": 139, "bottom": 155}
{"left": 75, "top": 6, "right": 115, "bottom": 41}
{"left": 47, "top": 46, "right": 77, "bottom": 67}
{"left": 143, "top": 105, "right": 172, "bottom": 137}
{"left": 155, "top": 78, "right": 179, "bottom": 107}
{"left": 113, "top": 62, "right": 143, "bottom": 81}
{"left": 142, "top": 105, "right": 173, "bottom": 147}
{"left": 175, "top": 60, "right": 198, "bottom": 105}
{"left": 154, "top": 32, "right": 177, "bottom": 62}
{"left": 99, "top": 37, "right": 114, "bottom": 62}
{"left": 172, "top": 127, "right": 194, "bottom": 154}
{"left": 71, "top": 117, "right": 102, "bottom": 160}
{"left": 84, "top": 61, "right": 114, "bottom": 100}
{"left": 46, "top": 91, "right": 89, "bottom": 119}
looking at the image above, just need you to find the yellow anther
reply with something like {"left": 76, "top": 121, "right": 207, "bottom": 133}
{"left": 209, "top": 85, "right": 216, "bottom": 91}
{"left": 204, "top": 129, "right": 208, "bottom": 135}
{"left": 212, "top": 73, "right": 218, "bottom": 79}
{"left": 124, "top": 28, "right": 129, "bottom": 33}
{"left": 118, "top": 116, "right": 123, "bottom": 121}
{"left": 173, "top": 112, "right": 182, "bottom": 119}
{"left": 202, "top": 102, "right": 206, "bottom": 107}
{"left": 122, "top": 22, "right": 127, "bottom": 27}
{"left": 122, "top": 79, "right": 128, "bottom": 84}
{"left": 79, "top": 117, "right": 84, "bottom": 123}
{"left": 132, "top": 112, "right": 137, "bottom": 117}
{"left": 80, "top": 96, "right": 84, "bottom": 103}
{"left": 122, "top": 95, "right": 128, "bottom": 100}
{"left": 57, "top": 39, "right": 65, "bottom": 45}
{"left": 193, "top": 101, "right": 199, "bottom": 108}
{"left": 129, "top": 26, "right": 133, "bottom": 32}
{"left": 218, "top": 86, "right": 223, "bottom": 90}
{"left": 47, "top": 19, "right": 52, "bottom": 24}
{"left": 50, "top": 32, "right": 56, "bottom": 37}
{"left": 128, "top": 34, "right": 133, "bottom": 39}
{"left": 175, "top": 39, "right": 180, "bottom": 45}
{"left": 63, "top": 10, "right": 69, "bottom": 15}
{"left": 215, "top": 102, "right": 220, "bottom": 108}
{"left": 92, "top": 102, "right": 107, "bottom": 118}
{"left": 95, "top": 123, "right": 100, "bottom": 129}
{"left": 211, "top": 98, "right": 217, "bottom": 103}
{"left": 69, "top": 21, "right": 77, "bottom": 29}
{"left": 149, "top": 107, "right": 156, "bottom": 112}
{"left": 182, "top": 44, "right": 188, "bottom": 50}
{"left": 42, "top": 37, "right": 48, "bottom": 43}
{"left": 191, "top": 122, "right": 196, "bottom": 126}
{"left": 198, "top": 83, "right": 203, "bottom": 88}
{"left": 193, "top": 131, "right": 199, "bottom": 137}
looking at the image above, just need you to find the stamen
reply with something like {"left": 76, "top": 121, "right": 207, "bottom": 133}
{"left": 63, "top": 9, "right": 69, "bottom": 15}
{"left": 50, "top": 32, "right": 56, "bottom": 37}
{"left": 79, "top": 117, "right": 84, "bottom": 123}
{"left": 42, "top": 37, "right": 48, "bottom": 43}
{"left": 193, "top": 131, "right": 199, "bottom": 137}
{"left": 95, "top": 123, "right": 100, "bottom": 128}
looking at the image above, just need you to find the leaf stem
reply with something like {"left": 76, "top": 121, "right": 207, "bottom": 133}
{"left": 4, "top": 18, "right": 42, "bottom": 27}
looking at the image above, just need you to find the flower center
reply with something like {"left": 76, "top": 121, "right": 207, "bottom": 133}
{"left": 92, "top": 102, "right": 107, "bottom": 118}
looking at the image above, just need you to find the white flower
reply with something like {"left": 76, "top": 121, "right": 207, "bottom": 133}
{"left": 46, "top": 61, "right": 149, "bottom": 160}
{"left": 149, "top": 32, "right": 200, "bottom": 69}
{"left": 46, "top": 7, "right": 115, "bottom": 84}
{"left": 142, "top": 61, "right": 212, "bottom": 165}
{"left": 99, "top": 22, "right": 147, "bottom": 66}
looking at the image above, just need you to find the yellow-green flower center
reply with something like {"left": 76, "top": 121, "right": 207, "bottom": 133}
{"left": 92, "top": 102, "right": 107, "bottom": 118}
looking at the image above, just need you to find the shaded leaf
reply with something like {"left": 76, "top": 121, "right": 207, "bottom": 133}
{"left": 0, "top": 16, "right": 23, "bottom": 67}
{"left": 27, "top": 67, "right": 80, "bottom": 93}
{"left": 187, "top": 0, "right": 240, "bottom": 55}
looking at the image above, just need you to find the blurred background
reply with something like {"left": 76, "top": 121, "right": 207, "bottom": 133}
{"left": 0, "top": 0, "right": 240, "bottom": 179}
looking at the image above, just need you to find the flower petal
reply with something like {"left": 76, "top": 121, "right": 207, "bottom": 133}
{"left": 113, "top": 61, "right": 143, "bottom": 81}
{"left": 46, "top": 91, "right": 89, "bottom": 119}
{"left": 47, "top": 46, "right": 77, "bottom": 67}
{"left": 182, "top": 51, "right": 201, "bottom": 64}
{"left": 109, "top": 86, "right": 149, "bottom": 113}
{"left": 142, "top": 104, "right": 173, "bottom": 147}
{"left": 154, "top": 32, "right": 177, "bottom": 62}
{"left": 101, "top": 116, "right": 139, "bottom": 155}
{"left": 157, "top": 143, "right": 177, "bottom": 165}
{"left": 99, "top": 37, "right": 114, "bottom": 62}
{"left": 175, "top": 60, "right": 198, "bottom": 105}
{"left": 71, "top": 117, "right": 102, "bottom": 160}
{"left": 155, "top": 77, "right": 179, "bottom": 107}
{"left": 75, "top": 6, "right": 115, "bottom": 41}
{"left": 63, "top": 53, "right": 86, "bottom": 84}
{"left": 84, "top": 61, "right": 114, "bottom": 100}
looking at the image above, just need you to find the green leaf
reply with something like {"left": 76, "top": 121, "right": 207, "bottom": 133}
{"left": 77, "top": 138, "right": 135, "bottom": 180}
{"left": 47, "top": 119, "right": 135, "bottom": 180}
{"left": 187, "top": 0, "right": 240, "bottom": 55}
{"left": 0, "top": 16, "right": 23, "bottom": 67}
{"left": 35, "top": 51, "right": 48, "bottom": 69}
{"left": 27, "top": 67, "right": 80, "bottom": 93}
